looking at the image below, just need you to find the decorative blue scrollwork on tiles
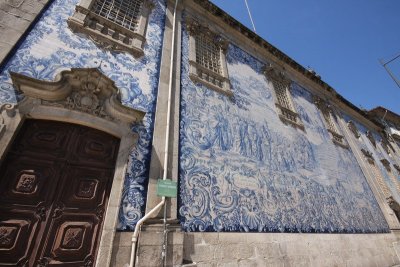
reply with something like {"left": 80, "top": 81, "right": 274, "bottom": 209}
{"left": 179, "top": 22, "right": 389, "bottom": 233}
{"left": 0, "top": 0, "right": 167, "bottom": 230}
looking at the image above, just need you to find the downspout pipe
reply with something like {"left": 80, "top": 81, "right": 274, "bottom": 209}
{"left": 129, "top": 0, "right": 179, "bottom": 266}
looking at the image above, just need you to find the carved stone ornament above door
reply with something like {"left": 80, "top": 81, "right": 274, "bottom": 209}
{"left": 1, "top": 68, "right": 145, "bottom": 157}
{"left": 10, "top": 68, "right": 144, "bottom": 122}
{"left": 0, "top": 69, "right": 146, "bottom": 264}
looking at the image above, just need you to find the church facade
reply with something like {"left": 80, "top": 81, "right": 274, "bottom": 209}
{"left": 1, "top": 0, "right": 400, "bottom": 266}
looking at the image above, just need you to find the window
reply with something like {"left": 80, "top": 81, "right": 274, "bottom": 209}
{"left": 366, "top": 130, "right": 376, "bottom": 148}
{"left": 92, "top": 0, "right": 143, "bottom": 31}
{"left": 381, "top": 134, "right": 396, "bottom": 155}
{"left": 187, "top": 19, "right": 232, "bottom": 96}
{"left": 361, "top": 149, "right": 392, "bottom": 199}
{"left": 347, "top": 120, "right": 360, "bottom": 139}
{"left": 68, "top": 0, "right": 152, "bottom": 57}
{"left": 264, "top": 64, "right": 304, "bottom": 130}
{"left": 314, "top": 96, "right": 348, "bottom": 148}
{"left": 381, "top": 159, "right": 400, "bottom": 194}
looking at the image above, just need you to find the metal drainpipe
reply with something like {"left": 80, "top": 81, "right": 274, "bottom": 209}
{"left": 129, "top": 0, "right": 179, "bottom": 266}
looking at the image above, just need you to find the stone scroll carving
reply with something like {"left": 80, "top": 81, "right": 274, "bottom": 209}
{"left": 10, "top": 68, "right": 145, "bottom": 125}
{"left": 347, "top": 120, "right": 360, "bottom": 139}
{"left": 0, "top": 103, "right": 17, "bottom": 138}
{"left": 361, "top": 148, "right": 375, "bottom": 164}
{"left": 366, "top": 131, "right": 376, "bottom": 148}
{"left": 263, "top": 63, "right": 291, "bottom": 86}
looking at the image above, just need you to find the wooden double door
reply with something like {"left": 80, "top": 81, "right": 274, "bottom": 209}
{"left": 0, "top": 120, "right": 120, "bottom": 266}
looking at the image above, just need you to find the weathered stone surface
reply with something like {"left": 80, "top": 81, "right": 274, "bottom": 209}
{"left": 0, "top": 0, "right": 50, "bottom": 63}
{"left": 180, "top": 232, "right": 400, "bottom": 267}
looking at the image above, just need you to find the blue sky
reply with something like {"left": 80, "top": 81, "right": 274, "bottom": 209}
{"left": 210, "top": 0, "right": 400, "bottom": 114}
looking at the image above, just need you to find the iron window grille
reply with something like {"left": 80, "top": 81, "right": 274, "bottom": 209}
{"left": 68, "top": 0, "right": 152, "bottom": 56}
{"left": 314, "top": 96, "right": 348, "bottom": 148}
{"left": 187, "top": 19, "right": 232, "bottom": 96}
{"left": 264, "top": 65, "right": 304, "bottom": 130}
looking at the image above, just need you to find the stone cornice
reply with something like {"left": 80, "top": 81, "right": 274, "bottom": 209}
{"left": 10, "top": 68, "right": 145, "bottom": 124}
{"left": 186, "top": 17, "right": 229, "bottom": 51}
{"left": 262, "top": 63, "right": 291, "bottom": 85}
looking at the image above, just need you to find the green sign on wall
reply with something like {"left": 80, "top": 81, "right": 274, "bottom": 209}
{"left": 156, "top": 179, "right": 177, "bottom": 197}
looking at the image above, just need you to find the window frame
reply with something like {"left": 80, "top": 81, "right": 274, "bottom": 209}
{"left": 186, "top": 18, "right": 232, "bottom": 96}
{"left": 264, "top": 64, "right": 304, "bottom": 130}
{"left": 314, "top": 96, "right": 349, "bottom": 148}
{"left": 67, "top": 0, "right": 153, "bottom": 57}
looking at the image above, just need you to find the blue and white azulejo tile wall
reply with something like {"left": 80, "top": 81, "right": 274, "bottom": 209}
{"left": 0, "top": 0, "right": 167, "bottom": 231}
{"left": 178, "top": 23, "right": 389, "bottom": 233}
{"left": 342, "top": 113, "right": 400, "bottom": 205}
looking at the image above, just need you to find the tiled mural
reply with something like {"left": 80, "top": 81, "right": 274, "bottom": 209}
{"left": 342, "top": 114, "right": 400, "bottom": 204}
{"left": 179, "top": 25, "right": 389, "bottom": 233}
{"left": 0, "top": 0, "right": 166, "bottom": 230}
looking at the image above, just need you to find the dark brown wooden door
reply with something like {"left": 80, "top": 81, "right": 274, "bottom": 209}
{"left": 0, "top": 119, "right": 120, "bottom": 267}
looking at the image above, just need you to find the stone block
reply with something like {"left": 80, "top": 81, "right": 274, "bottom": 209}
{"left": 201, "top": 233, "right": 220, "bottom": 245}
{"left": 0, "top": 42, "right": 11, "bottom": 62}
{"left": 214, "top": 244, "right": 239, "bottom": 260}
{"left": 139, "top": 231, "right": 164, "bottom": 246}
{"left": 110, "top": 246, "right": 131, "bottom": 267}
{"left": 283, "top": 256, "right": 310, "bottom": 267}
{"left": 246, "top": 233, "right": 273, "bottom": 244}
{"left": 186, "top": 244, "right": 214, "bottom": 263}
{"left": 237, "top": 244, "right": 254, "bottom": 259}
{"left": 96, "top": 247, "right": 113, "bottom": 267}
{"left": 218, "top": 233, "right": 244, "bottom": 244}
{"left": 168, "top": 244, "right": 183, "bottom": 266}
{"left": 114, "top": 231, "right": 133, "bottom": 247}
{"left": 196, "top": 262, "right": 217, "bottom": 267}
{"left": 137, "top": 245, "right": 163, "bottom": 267}
{"left": 238, "top": 259, "right": 259, "bottom": 267}
{"left": 0, "top": 10, "right": 31, "bottom": 29}
{"left": 255, "top": 242, "right": 280, "bottom": 258}
{"left": 216, "top": 260, "right": 239, "bottom": 267}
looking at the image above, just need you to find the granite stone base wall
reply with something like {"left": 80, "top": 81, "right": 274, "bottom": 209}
{"left": 111, "top": 224, "right": 184, "bottom": 267}
{"left": 183, "top": 232, "right": 400, "bottom": 267}
{"left": 111, "top": 227, "right": 400, "bottom": 267}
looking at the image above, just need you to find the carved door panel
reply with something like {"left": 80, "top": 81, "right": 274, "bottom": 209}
{"left": 0, "top": 119, "right": 120, "bottom": 267}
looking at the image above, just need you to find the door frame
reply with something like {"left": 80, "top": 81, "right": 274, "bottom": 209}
{"left": 0, "top": 68, "right": 145, "bottom": 267}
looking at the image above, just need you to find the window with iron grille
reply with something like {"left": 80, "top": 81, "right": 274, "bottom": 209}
{"left": 272, "top": 81, "right": 302, "bottom": 127}
{"left": 195, "top": 34, "right": 222, "bottom": 74}
{"left": 273, "top": 81, "right": 293, "bottom": 111}
{"left": 264, "top": 65, "right": 303, "bottom": 130}
{"left": 314, "top": 97, "right": 348, "bottom": 148}
{"left": 68, "top": 0, "right": 151, "bottom": 56}
{"left": 92, "top": 0, "right": 143, "bottom": 31}
{"left": 187, "top": 19, "right": 232, "bottom": 96}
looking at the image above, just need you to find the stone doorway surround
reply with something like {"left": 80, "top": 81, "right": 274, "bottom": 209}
{"left": 0, "top": 68, "right": 145, "bottom": 267}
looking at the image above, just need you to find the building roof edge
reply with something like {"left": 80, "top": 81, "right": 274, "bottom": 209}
{"left": 192, "top": 0, "right": 384, "bottom": 130}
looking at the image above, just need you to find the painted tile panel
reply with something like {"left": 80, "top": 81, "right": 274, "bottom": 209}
{"left": 0, "top": 0, "right": 166, "bottom": 230}
{"left": 179, "top": 24, "right": 389, "bottom": 233}
{"left": 342, "top": 114, "right": 400, "bottom": 204}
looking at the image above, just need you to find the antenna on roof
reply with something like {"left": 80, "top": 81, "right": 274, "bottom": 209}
{"left": 380, "top": 52, "right": 400, "bottom": 89}
{"left": 244, "top": 0, "right": 257, "bottom": 33}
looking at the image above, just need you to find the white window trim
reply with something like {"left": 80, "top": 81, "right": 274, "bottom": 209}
{"left": 186, "top": 18, "right": 232, "bottom": 96}
{"left": 264, "top": 64, "right": 304, "bottom": 130}
{"left": 314, "top": 96, "right": 348, "bottom": 148}
{"left": 67, "top": 0, "right": 154, "bottom": 57}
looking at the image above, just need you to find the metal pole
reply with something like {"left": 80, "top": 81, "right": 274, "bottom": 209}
{"left": 162, "top": 201, "right": 167, "bottom": 267}
{"left": 161, "top": 0, "right": 180, "bottom": 265}
{"left": 244, "top": 0, "right": 257, "bottom": 33}
{"left": 380, "top": 58, "right": 400, "bottom": 89}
